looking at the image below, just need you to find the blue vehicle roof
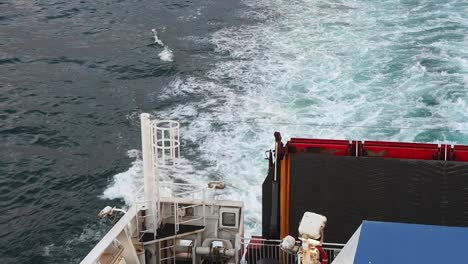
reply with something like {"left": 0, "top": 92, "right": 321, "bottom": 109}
{"left": 351, "top": 221, "right": 468, "bottom": 264}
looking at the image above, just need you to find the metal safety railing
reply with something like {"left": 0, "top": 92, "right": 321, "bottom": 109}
{"left": 151, "top": 120, "right": 180, "bottom": 168}
{"left": 159, "top": 237, "right": 176, "bottom": 264}
{"left": 134, "top": 182, "right": 207, "bottom": 241}
{"left": 238, "top": 237, "right": 295, "bottom": 264}
{"left": 160, "top": 182, "right": 206, "bottom": 232}
{"left": 135, "top": 112, "right": 212, "bottom": 255}
{"left": 237, "top": 236, "right": 344, "bottom": 264}
{"left": 322, "top": 243, "right": 345, "bottom": 262}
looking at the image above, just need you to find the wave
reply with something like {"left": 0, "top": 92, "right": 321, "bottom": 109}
{"left": 152, "top": 28, "right": 174, "bottom": 62}
{"left": 104, "top": 0, "right": 468, "bottom": 234}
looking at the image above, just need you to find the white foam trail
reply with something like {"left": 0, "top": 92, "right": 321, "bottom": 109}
{"left": 43, "top": 244, "right": 53, "bottom": 257}
{"left": 105, "top": 0, "right": 468, "bottom": 235}
{"left": 151, "top": 28, "right": 164, "bottom": 46}
{"left": 159, "top": 46, "right": 174, "bottom": 62}
{"left": 101, "top": 150, "right": 143, "bottom": 205}
{"left": 152, "top": 28, "right": 174, "bottom": 62}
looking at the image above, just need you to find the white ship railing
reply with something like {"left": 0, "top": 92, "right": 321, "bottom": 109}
{"left": 134, "top": 182, "right": 207, "bottom": 240}
{"left": 237, "top": 236, "right": 344, "bottom": 264}
{"left": 152, "top": 119, "right": 180, "bottom": 168}
{"left": 160, "top": 182, "right": 207, "bottom": 233}
{"left": 81, "top": 206, "right": 140, "bottom": 264}
{"left": 322, "top": 243, "right": 345, "bottom": 261}
{"left": 238, "top": 237, "right": 295, "bottom": 263}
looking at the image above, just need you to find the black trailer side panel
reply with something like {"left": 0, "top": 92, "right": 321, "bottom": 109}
{"left": 262, "top": 167, "right": 274, "bottom": 238}
{"left": 287, "top": 153, "right": 468, "bottom": 243}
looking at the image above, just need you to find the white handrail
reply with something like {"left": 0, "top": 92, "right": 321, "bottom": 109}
{"left": 81, "top": 206, "right": 138, "bottom": 264}
{"left": 236, "top": 237, "right": 344, "bottom": 264}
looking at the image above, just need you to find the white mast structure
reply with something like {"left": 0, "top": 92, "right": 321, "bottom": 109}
{"left": 140, "top": 113, "right": 180, "bottom": 237}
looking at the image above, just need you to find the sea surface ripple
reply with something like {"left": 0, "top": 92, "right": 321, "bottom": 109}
{"left": 0, "top": 0, "right": 467, "bottom": 263}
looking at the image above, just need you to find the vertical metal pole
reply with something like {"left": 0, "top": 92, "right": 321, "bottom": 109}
{"left": 177, "top": 124, "right": 180, "bottom": 163}
{"left": 202, "top": 189, "right": 206, "bottom": 226}
{"left": 170, "top": 123, "right": 174, "bottom": 162}
{"left": 162, "top": 129, "right": 165, "bottom": 166}
{"left": 175, "top": 202, "right": 179, "bottom": 233}
{"left": 141, "top": 114, "right": 155, "bottom": 231}
{"left": 445, "top": 144, "right": 448, "bottom": 161}
{"left": 172, "top": 237, "right": 176, "bottom": 264}
{"left": 274, "top": 140, "right": 278, "bottom": 181}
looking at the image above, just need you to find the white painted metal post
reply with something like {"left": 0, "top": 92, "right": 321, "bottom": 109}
{"left": 116, "top": 229, "right": 142, "bottom": 264}
{"left": 141, "top": 113, "right": 155, "bottom": 230}
{"left": 202, "top": 189, "right": 206, "bottom": 226}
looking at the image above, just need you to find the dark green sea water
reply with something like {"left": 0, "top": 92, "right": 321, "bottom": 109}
{"left": 1, "top": 0, "right": 467, "bottom": 263}
{"left": 0, "top": 0, "right": 248, "bottom": 262}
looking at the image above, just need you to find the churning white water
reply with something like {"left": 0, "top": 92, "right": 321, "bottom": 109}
{"left": 104, "top": 0, "right": 468, "bottom": 233}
